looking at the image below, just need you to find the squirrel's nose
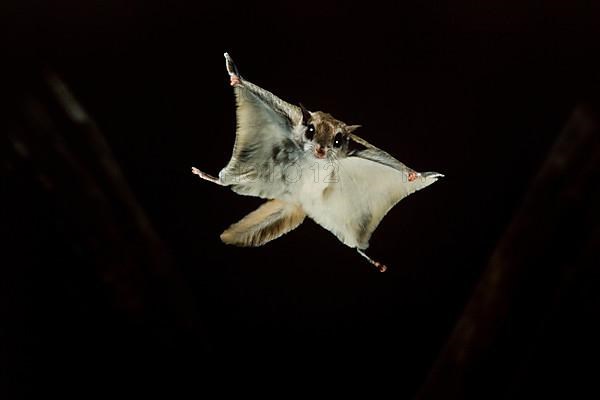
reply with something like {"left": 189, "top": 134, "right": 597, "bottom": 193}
{"left": 314, "top": 145, "right": 327, "bottom": 158}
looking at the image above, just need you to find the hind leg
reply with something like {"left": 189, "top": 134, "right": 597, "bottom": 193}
{"left": 356, "top": 249, "right": 388, "bottom": 273}
{"left": 191, "top": 167, "right": 225, "bottom": 186}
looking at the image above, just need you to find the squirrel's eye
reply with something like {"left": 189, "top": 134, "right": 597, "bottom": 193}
{"left": 333, "top": 132, "right": 344, "bottom": 148}
{"left": 305, "top": 125, "right": 315, "bottom": 140}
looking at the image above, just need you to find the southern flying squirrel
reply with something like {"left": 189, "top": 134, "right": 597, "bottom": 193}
{"left": 192, "top": 53, "right": 443, "bottom": 272}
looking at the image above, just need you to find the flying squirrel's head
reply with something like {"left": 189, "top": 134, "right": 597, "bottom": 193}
{"left": 297, "top": 104, "right": 361, "bottom": 160}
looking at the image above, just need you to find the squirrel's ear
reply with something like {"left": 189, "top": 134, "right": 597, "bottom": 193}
{"left": 299, "top": 103, "right": 312, "bottom": 126}
{"left": 346, "top": 125, "right": 362, "bottom": 133}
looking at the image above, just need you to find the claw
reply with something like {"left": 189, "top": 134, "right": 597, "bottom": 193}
{"left": 374, "top": 262, "right": 388, "bottom": 273}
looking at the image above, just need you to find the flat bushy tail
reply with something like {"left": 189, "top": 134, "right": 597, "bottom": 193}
{"left": 220, "top": 200, "right": 306, "bottom": 247}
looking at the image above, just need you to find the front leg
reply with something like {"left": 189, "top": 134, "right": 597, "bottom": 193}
{"left": 224, "top": 52, "right": 242, "bottom": 87}
{"left": 191, "top": 167, "right": 225, "bottom": 186}
{"left": 357, "top": 249, "right": 388, "bottom": 272}
{"left": 223, "top": 53, "right": 298, "bottom": 121}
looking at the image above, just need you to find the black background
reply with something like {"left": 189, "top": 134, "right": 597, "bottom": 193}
{"left": 2, "top": 1, "right": 600, "bottom": 396}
